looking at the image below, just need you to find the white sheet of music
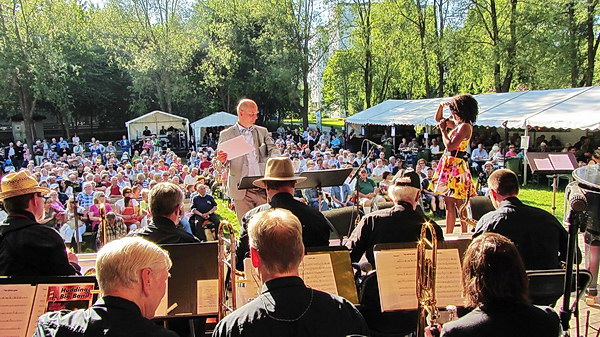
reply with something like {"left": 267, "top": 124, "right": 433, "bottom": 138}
{"left": 299, "top": 253, "right": 338, "bottom": 296}
{"left": 196, "top": 279, "right": 219, "bottom": 315}
{"left": 154, "top": 279, "right": 169, "bottom": 317}
{"left": 0, "top": 284, "right": 36, "bottom": 337}
{"left": 375, "top": 249, "right": 418, "bottom": 311}
{"left": 236, "top": 258, "right": 261, "bottom": 309}
{"left": 375, "top": 248, "right": 462, "bottom": 312}
{"left": 26, "top": 284, "right": 50, "bottom": 337}
{"left": 534, "top": 158, "right": 553, "bottom": 171}
{"left": 217, "top": 135, "right": 255, "bottom": 160}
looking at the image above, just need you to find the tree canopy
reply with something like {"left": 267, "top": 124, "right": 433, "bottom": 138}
{"left": 0, "top": 0, "right": 598, "bottom": 142}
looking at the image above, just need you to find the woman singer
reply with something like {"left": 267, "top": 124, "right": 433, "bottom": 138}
{"left": 432, "top": 94, "right": 478, "bottom": 233}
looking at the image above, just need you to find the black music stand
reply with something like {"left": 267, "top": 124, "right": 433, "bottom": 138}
{"left": 296, "top": 168, "right": 353, "bottom": 212}
{"left": 237, "top": 175, "right": 263, "bottom": 190}
{"left": 526, "top": 152, "right": 577, "bottom": 215}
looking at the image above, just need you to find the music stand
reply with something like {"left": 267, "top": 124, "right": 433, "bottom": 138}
{"left": 525, "top": 152, "right": 577, "bottom": 215}
{"left": 237, "top": 175, "right": 263, "bottom": 190}
{"left": 296, "top": 168, "right": 353, "bottom": 212}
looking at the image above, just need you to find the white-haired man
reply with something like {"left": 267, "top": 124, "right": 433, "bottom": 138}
{"left": 35, "top": 237, "right": 177, "bottom": 337}
{"left": 345, "top": 170, "right": 444, "bottom": 268}
{"left": 216, "top": 98, "right": 280, "bottom": 223}
{"left": 213, "top": 208, "right": 369, "bottom": 337}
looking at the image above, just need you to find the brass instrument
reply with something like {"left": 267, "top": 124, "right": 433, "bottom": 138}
{"left": 416, "top": 221, "right": 439, "bottom": 337}
{"left": 458, "top": 183, "right": 477, "bottom": 229}
{"left": 217, "top": 221, "right": 238, "bottom": 320}
{"left": 99, "top": 204, "right": 108, "bottom": 247}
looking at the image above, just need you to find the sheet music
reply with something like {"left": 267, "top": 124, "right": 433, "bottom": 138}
{"left": 236, "top": 258, "right": 261, "bottom": 309}
{"left": 299, "top": 254, "right": 338, "bottom": 295}
{"left": 375, "top": 248, "right": 463, "bottom": 312}
{"left": 433, "top": 249, "right": 463, "bottom": 307}
{"left": 154, "top": 279, "right": 168, "bottom": 317}
{"left": 0, "top": 284, "right": 36, "bottom": 337}
{"left": 534, "top": 158, "right": 553, "bottom": 171}
{"left": 196, "top": 279, "right": 219, "bottom": 315}
{"left": 375, "top": 249, "right": 418, "bottom": 311}
{"left": 216, "top": 135, "right": 255, "bottom": 160}
{"left": 549, "top": 154, "right": 574, "bottom": 170}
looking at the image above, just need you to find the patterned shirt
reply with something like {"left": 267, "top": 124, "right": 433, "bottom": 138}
{"left": 76, "top": 192, "right": 95, "bottom": 209}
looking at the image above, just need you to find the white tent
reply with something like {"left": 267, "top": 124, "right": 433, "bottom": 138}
{"left": 190, "top": 111, "right": 238, "bottom": 146}
{"left": 125, "top": 110, "right": 190, "bottom": 142}
{"left": 346, "top": 86, "right": 600, "bottom": 130}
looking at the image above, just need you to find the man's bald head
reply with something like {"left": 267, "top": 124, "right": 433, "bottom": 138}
{"left": 237, "top": 99, "right": 258, "bottom": 115}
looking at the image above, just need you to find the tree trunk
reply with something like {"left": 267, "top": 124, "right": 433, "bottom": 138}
{"left": 435, "top": 0, "right": 445, "bottom": 97}
{"left": 584, "top": 0, "right": 597, "bottom": 86}
{"left": 567, "top": 0, "right": 579, "bottom": 87}
{"left": 500, "top": 0, "right": 517, "bottom": 92}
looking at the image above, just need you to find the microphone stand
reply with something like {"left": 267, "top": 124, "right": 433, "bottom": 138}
{"left": 346, "top": 139, "right": 378, "bottom": 241}
{"left": 559, "top": 207, "right": 585, "bottom": 334}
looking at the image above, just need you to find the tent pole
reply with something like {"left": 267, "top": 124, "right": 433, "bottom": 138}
{"left": 523, "top": 127, "right": 528, "bottom": 186}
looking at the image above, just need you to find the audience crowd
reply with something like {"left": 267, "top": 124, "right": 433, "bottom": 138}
{"left": 0, "top": 125, "right": 598, "bottom": 251}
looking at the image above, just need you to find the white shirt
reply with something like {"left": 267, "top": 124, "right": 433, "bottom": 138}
{"left": 184, "top": 174, "right": 197, "bottom": 186}
{"left": 237, "top": 123, "right": 260, "bottom": 176}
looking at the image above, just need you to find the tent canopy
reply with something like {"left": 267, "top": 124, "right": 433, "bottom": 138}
{"left": 191, "top": 111, "right": 238, "bottom": 146}
{"left": 125, "top": 110, "right": 190, "bottom": 141}
{"left": 346, "top": 86, "right": 600, "bottom": 130}
{"left": 191, "top": 112, "right": 237, "bottom": 128}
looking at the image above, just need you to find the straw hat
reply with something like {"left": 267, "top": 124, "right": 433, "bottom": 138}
{"left": 0, "top": 170, "right": 50, "bottom": 200}
{"left": 253, "top": 157, "right": 306, "bottom": 189}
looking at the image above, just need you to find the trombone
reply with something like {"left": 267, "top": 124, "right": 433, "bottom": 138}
{"left": 416, "top": 221, "right": 439, "bottom": 337}
{"left": 217, "top": 221, "right": 238, "bottom": 320}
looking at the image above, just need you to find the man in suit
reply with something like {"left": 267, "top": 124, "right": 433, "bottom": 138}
{"left": 217, "top": 99, "right": 280, "bottom": 223}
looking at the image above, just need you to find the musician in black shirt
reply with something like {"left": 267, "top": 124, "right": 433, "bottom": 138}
{"left": 213, "top": 208, "right": 369, "bottom": 337}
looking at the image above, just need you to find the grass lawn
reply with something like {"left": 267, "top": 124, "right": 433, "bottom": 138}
{"left": 283, "top": 118, "right": 346, "bottom": 129}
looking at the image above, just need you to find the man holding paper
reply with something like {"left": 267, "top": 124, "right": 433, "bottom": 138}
{"left": 473, "top": 169, "right": 569, "bottom": 270}
{"left": 213, "top": 208, "right": 369, "bottom": 337}
{"left": 217, "top": 99, "right": 280, "bottom": 223}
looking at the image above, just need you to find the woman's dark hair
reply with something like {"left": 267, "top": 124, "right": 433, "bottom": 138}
{"left": 382, "top": 171, "right": 392, "bottom": 180}
{"left": 462, "top": 232, "right": 529, "bottom": 307}
{"left": 452, "top": 94, "right": 479, "bottom": 123}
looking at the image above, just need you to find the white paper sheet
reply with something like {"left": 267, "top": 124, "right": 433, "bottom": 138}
{"left": 236, "top": 259, "right": 261, "bottom": 308}
{"left": 0, "top": 284, "right": 36, "bottom": 337}
{"left": 549, "top": 154, "right": 574, "bottom": 170}
{"left": 154, "top": 279, "right": 169, "bottom": 317}
{"left": 217, "top": 135, "right": 255, "bottom": 160}
{"left": 299, "top": 254, "right": 338, "bottom": 295}
{"left": 375, "top": 248, "right": 463, "bottom": 312}
{"left": 534, "top": 158, "right": 553, "bottom": 171}
{"left": 196, "top": 279, "right": 219, "bottom": 315}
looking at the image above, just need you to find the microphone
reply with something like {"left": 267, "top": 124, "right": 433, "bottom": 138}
{"left": 365, "top": 139, "right": 384, "bottom": 150}
{"left": 569, "top": 185, "right": 587, "bottom": 212}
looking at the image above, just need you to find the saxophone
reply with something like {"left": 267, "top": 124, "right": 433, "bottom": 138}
{"left": 458, "top": 182, "right": 478, "bottom": 229}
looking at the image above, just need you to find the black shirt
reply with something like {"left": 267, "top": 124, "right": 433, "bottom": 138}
{"left": 345, "top": 202, "right": 444, "bottom": 267}
{"left": 236, "top": 192, "right": 331, "bottom": 270}
{"left": 212, "top": 276, "right": 370, "bottom": 337}
{"left": 441, "top": 303, "right": 560, "bottom": 337}
{"left": 0, "top": 211, "right": 79, "bottom": 276}
{"left": 128, "top": 216, "right": 200, "bottom": 244}
{"left": 35, "top": 296, "right": 178, "bottom": 337}
{"left": 473, "top": 197, "right": 568, "bottom": 270}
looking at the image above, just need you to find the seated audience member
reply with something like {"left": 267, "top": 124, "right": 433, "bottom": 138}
{"left": 35, "top": 237, "right": 178, "bottom": 337}
{"left": 505, "top": 144, "right": 518, "bottom": 158}
{"left": 346, "top": 170, "right": 444, "bottom": 268}
{"left": 213, "top": 208, "right": 369, "bottom": 337}
{"left": 357, "top": 168, "right": 384, "bottom": 214}
{"left": 115, "top": 187, "right": 141, "bottom": 231}
{"left": 477, "top": 161, "right": 495, "bottom": 196}
{"left": 331, "top": 178, "right": 354, "bottom": 209}
{"left": 422, "top": 167, "right": 445, "bottom": 217}
{"left": 237, "top": 157, "right": 331, "bottom": 270}
{"left": 438, "top": 233, "right": 560, "bottom": 337}
{"left": 129, "top": 182, "right": 200, "bottom": 244}
{"left": 97, "top": 212, "right": 128, "bottom": 248}
{"left": 0, "top": 171, "right": 79, "bottom": 276}
{"left": 473, "top": 169, "right": 568, "bottom": 270}
{"left": 190, "top": 183, "right": 220, "bottom": 240}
